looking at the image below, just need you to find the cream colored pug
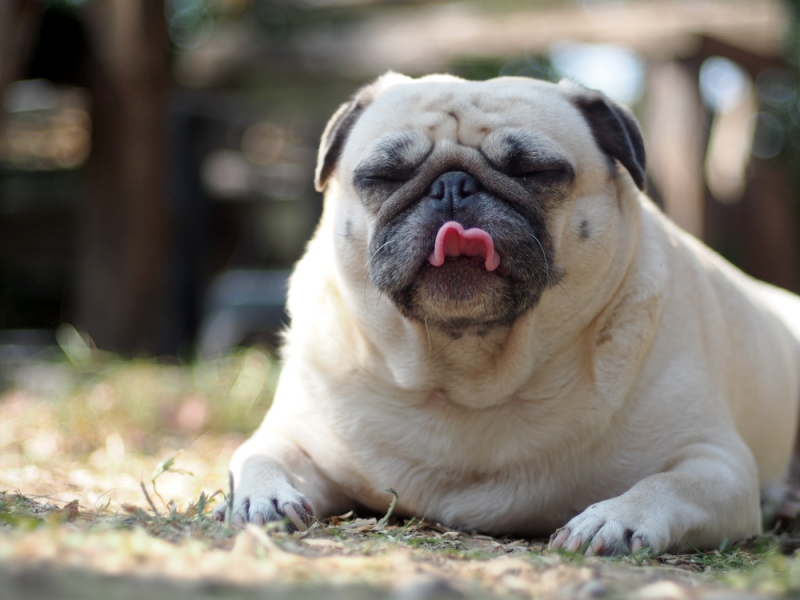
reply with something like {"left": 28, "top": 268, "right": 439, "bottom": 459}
{"left": 216, "top": 72, "right": 800, "bottom": 555}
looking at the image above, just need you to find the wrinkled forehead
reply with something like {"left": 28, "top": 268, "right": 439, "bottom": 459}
{"left": 341, "top": 77, "right": 595, "bottom": 167}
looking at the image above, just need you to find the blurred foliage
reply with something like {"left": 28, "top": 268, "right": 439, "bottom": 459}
{"left": 39, "top": 0, "right": 86, "bottom": 10}
{"left": 750, "top": 2, "right": 800, "bottom": 221}
{"left": 1, "top": 342, "right": 278, "bottom": 458}
{"left": 0, "top": 342, "right": 279, "bottom": 533}
{"left": 449, "top": 55, "right": 557, "bottom": 82}
{"left": 786, "top": 0, "right": 800, "bottom": 67}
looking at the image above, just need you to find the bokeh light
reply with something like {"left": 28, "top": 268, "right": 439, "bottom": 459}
{"left": 699, "top": 56, "right": 750, "bottom": 113}
{"left": 549, "top": 42, "right": 645, "bottom": 105}
{"left": 751, "top": 111, "right": 785, "bottom": 159}
{"left": 166, "top": 0, "right": 215, "bottom": 49}
{"left": 0, "top": 80, "right": 91, "bottom": 171}
{"left": 756, "top": 69, "right": 797, "bottom": 110}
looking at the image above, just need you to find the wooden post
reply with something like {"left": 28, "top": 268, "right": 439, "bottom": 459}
{"left": 0, "top": 0, "right": 43, "bottom": 109}
{"left": 74, "top": 0, "right": 172, "bottom": 354}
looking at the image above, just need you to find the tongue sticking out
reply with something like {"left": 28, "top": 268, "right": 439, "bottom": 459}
{"left": 428, "top": 221, "right": 501, "bottom": 271}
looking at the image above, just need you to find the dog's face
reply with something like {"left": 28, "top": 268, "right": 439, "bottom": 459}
{"left": 315, "top": 74, "right": 645, "bottom": 332}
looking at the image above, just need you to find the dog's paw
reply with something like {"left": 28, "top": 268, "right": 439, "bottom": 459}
{"left": 548, "top": 499, "right": 666, "bottom": 556}
{"left": 213, "top": 480, "right": 315, "bottom": 531}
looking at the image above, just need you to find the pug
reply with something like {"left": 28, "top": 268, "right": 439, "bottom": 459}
{"left": 216, "top": 72, "right": 800, "bottom": 555}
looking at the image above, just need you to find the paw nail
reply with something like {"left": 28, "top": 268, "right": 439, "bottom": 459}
{"left": 566, "top": 535, "right": 583, "bottom": 552}
{"left": 283, "top": 504, "right": 308, "bottom": 532}
{"left": 301, "top": 498, "right": 316, "bottom": 515}
{"left": 550, "top": 528, "right": 570, "bottom": 549}
{"left": 591, "top": 538, "right": 605, "bottom": 555}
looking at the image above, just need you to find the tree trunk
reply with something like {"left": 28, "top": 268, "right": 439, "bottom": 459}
{"left": 75, "top": 0, "right": 172, "bottom": 354}
{"left": 0, "top": 0, "right": 43, "bottom": 111}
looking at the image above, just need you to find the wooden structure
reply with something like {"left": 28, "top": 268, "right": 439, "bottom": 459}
{"left": 0, "top": 0, "right": 796, "bottom": 356}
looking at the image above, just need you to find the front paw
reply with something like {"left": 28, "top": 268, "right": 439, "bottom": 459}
{"left": 213, "top": 479, "right": 315, "bottom": 531}
{"left": 548, "top": 499, "right": 666, "bottom": 556}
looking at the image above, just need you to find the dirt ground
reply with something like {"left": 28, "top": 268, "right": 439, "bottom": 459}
{"left": 1, "top": 349, "right": 799, "bottom": 599}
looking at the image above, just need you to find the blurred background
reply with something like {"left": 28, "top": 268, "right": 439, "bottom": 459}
{"left": 1, "top": 0, "right": 800, "bottom": 369}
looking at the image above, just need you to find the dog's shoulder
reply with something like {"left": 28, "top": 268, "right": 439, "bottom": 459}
{"left": 656, "top": 201, "right": 800, "bottom": 350}
{"left": 283, "top": 224, "right": 368, "bottom": 373}
{"left": 586, "top": 190, "right": 669, "bottom": 404}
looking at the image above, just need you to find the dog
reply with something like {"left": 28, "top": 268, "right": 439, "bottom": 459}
{"left": 216, "top": 72, "right": 800, "bottom": 555}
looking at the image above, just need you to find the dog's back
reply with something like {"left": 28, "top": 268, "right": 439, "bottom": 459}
{"left": 756, "top": 282, "right": 800, "bottom": 344}
{"left": 648, "top": 202, "right": 800, "bottom": 486}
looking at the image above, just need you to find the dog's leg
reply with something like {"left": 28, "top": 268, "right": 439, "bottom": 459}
{"left": 765, "top": 402, "right": 800, "bottom": 527}
{"left": 213, "top": 433, "right": 346, "bottom": 529}
{"left": 548, "top": 442, "right": 761, "bottom": 555}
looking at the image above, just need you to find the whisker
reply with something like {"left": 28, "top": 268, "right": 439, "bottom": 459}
{"left": 424, "top": 316, "right": 432, "bottom": 362}
{"left": 476, "top": 331, "right": 498, "bottom": 354}
{"left": 556, "top": 281, "right": 573, "bottom": 303}
{"left": 531, "top": 234, "right": 550, "bottom": 287}
{"left": 433, "top": 334, "right": 458, "bottom": 358}
{"left": 587, "top": 235, "right": 612, "bottom": 258}
{"left": 366, "top": 240, "right": 394, "bottom": 268}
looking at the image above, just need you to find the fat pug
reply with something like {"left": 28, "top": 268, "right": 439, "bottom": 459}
{"left": 217, "top": 72, "right": 800, "bottom": 555}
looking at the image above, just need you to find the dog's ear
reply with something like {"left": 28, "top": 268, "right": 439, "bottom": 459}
{"left": 314, "top": 88, "right": 373, "bottom": 192}
{"left": 315, "top": 72, "right": 413, "bottom": 191}
{"left": 561, "top": 81, "right": 646, "bottom": 191}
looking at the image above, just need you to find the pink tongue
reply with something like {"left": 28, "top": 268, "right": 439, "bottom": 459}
{"left": 428, "top": 221, "right": 501, "bottom": 271}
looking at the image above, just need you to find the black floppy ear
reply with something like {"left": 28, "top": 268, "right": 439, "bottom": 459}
{"left": 314, "top": 86, "right": 374, "bottom": 192}
{"left": 561, "top": 81, "right": 646, "bottom": 191}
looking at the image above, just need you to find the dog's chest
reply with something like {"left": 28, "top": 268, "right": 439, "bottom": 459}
{"left": 327, "top": 389, "right": 641, "bottom": 534}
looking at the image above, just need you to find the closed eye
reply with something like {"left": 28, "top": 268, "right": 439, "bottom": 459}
{"left": 516, "top": 168, "right": 571, "bottom": 182}
{"left": 354, "top": 167, "right": 414, "bottom": 192}
{"left": 500, "top": 150, "right": 576, "bottom": 186}
{"left": 354, "top": 132, "right": 432, "bottom": 194}
{"left": 480, "top": 132, "right": 575, "bottom": 186}
{"left": 353, "top": 170, "right": 414, "bottom": 207}
{"left": 357, "top": 174, "right": 408, "bottom": 183}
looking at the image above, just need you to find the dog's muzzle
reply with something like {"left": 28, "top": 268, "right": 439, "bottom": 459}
{"left": 423, "top": 171, "right": 501, "bottom": 272}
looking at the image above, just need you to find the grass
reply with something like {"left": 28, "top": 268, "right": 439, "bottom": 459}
{"left": 2, "top": 342, "right": 800, "bottom": 598}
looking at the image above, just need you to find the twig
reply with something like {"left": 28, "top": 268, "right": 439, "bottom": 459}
{"left": 226, "top": 471, "right": 234, "bottom": 524}
{"left": 376, "top": 488, "right": 398, "bottom": 529}
{"left": 151, "top": 452, "right": 192, "bottom": 511}
{"left": 151, "top": 482, "right": 169, "bottom": 511}
{"left": 140, "top": 480, "right": 161, "bottom": 517}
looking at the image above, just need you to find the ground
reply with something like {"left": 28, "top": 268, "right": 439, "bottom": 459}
{"left": 1, "top": 342, "right": 800, "bottom": 599}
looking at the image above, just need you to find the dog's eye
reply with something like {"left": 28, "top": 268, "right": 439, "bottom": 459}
{"left": 352, "top": 172, "right": 412, "bottom": 207}
{"left": 358, "top": 175, "right": 406, "bottom": 183}
{"left": 353, "top": 169, "right": 412, "bottom": 194}
{"left": 508, "top": 159, "right": 575, "bottom": 187}
{"left": 355, "top": 175, "right": 408, "bottom": 191}
{"left": 516, "top": 169, "right": 570, "bottom": 182}
{"left": 487, "top": 150, "right": 574, "bottom": 186}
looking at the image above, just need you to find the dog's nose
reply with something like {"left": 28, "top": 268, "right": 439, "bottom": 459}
{"left": 428, "top": 171, "right": 482, "bottom": 214}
